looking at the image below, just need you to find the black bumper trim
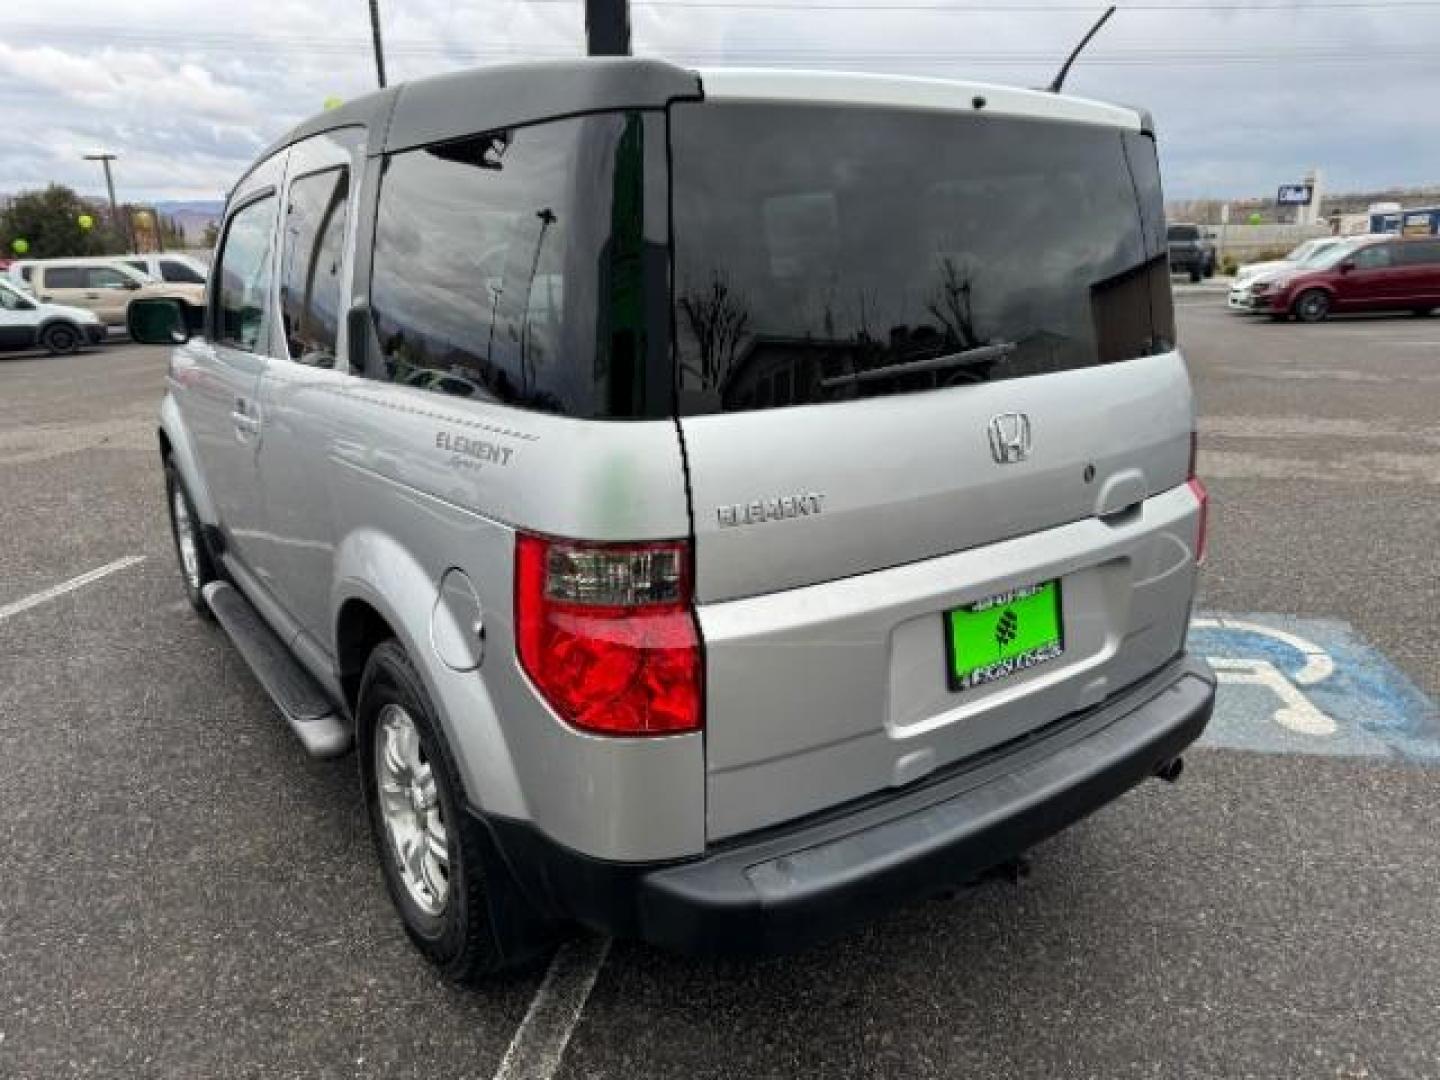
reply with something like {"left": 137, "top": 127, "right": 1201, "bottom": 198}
{"left": 483, "top": 654, "right": 1215, "bottom": 955}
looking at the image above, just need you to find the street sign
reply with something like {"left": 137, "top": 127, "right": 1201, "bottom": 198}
{"left": 1277, "top": 183, "right": 1314, "bottom": 206}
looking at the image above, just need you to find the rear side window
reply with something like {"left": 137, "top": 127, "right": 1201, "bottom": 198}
{"left": 368, "top": 111, "right": 670, "bottom": 418}
{"left": 159, "top": 259, "right": 205, "bottom": 284}
{"left": 45, "top": 267, "right": 85, "bottom": 289}
{"left": 20, "top": 266, "right": 33, "bottom": 282}
{"left": 214, "top": 195, "right": 279, "bottom": 352}
{"left": 1398, "top": 240, "right": 1440, "bottom": 266}
{"left": 280, "top": 167, "right": 350, "bottom": 367}
{"left": 670, "top": 103, "right": 1172, "bottom": 415}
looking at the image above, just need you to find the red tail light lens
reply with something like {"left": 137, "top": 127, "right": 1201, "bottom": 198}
{"left": 515, "top": 534, "right": 703, "bottom": 736}
{"left": 1188, "top": 431, "right": 1209, "bottom": 565}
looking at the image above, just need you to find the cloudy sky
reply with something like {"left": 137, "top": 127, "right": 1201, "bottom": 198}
{"left": 3, "top": 0, "right": 1437, "bottom": 203}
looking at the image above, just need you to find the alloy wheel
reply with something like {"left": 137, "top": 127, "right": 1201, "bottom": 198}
{"left": 375, "top": 704, "right": 451, "bottom": 917}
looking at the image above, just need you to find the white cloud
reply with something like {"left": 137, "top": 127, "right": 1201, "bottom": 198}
{"left": 1, "top": 0, "right": 1437, "bottom": 201}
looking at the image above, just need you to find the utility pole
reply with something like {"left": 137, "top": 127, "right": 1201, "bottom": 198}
{"left": 585, "top": 0, "right": 631, "bottom": 56}
{"left": 368, "top": 0, "right": 388, "bottom": 88}
{"left": 83, "top": 152, "right": 131, "bottom": 252}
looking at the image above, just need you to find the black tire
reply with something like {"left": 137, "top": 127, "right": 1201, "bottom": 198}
{"left": 1188, "top": 267, "right": 1202, "bottom": 283}
{"left": 1292, "top": 289, "right": 1331, "bottom": 323}
{"left": 164, "top": 460, "right": 216, "bottom": 617}
{"left": 357, "top": 641, "right": 553, "bottom": 983}
{"left": 40, "top": 322, "right": 82, "bottom": 355}
{"left": 1203, "top": 257, "right": 1216, "bottom": 279}
{"left": 1412, "top": 307, "right": 1435, "bottom": 317}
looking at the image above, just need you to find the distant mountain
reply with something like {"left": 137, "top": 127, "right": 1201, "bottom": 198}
{"left": 153, "top": 200, "right": 226, "bottom": 215}
{"left": 153, "top": 200, "right": 224, "bottom": 245}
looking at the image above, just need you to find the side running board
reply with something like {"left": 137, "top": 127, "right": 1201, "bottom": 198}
{"left": 203, "top": 581, "right": 353, "bottom": 759}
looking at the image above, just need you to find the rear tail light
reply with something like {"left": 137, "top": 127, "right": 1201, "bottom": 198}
{"left": 515, "top": 534, "right": 702, "bottom": 736}
{"left": 1187, "top": 430, "right": 1209, "bottom": 565}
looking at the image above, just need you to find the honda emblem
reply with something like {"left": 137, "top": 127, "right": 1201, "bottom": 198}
{"left": 987, "top": 412, "right": 1032, "bottom": 464}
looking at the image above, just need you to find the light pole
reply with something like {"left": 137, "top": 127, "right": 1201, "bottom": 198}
{"left": 83, "top": 152, "right": 131, "bottom": 252}
{"left": 585, "top": 0, "right": 630, "bottom": 55}
{"left": 520, "top": 208, "right": 557, "bottom": 395}
{"left": 368, "top": 0, "right": 388, "bottom": 88}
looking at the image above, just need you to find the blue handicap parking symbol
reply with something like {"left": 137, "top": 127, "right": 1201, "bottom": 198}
{"left": 1187, "top": 613, "right": 1440, "bottom": 763}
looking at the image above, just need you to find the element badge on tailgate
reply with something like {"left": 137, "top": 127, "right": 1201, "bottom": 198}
{"left": 716, "top": 492, "right": 825, "bottom": 528}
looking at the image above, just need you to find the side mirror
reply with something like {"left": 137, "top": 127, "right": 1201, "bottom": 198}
{"left": 15, "top": 297, "right": 36, "bottom": 311}
{"left": 122, "top": 279, "right": 143, "bottom": 291}
{"left": 127, "top": 297, "right": 198, "bottom": 345}
{"left": 1338, "top": 260, "right": 1355, "bottom": 274}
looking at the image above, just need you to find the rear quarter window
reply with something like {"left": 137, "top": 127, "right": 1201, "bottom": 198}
{"left": 366, "top": 111, "right": 670, "bottom": 418}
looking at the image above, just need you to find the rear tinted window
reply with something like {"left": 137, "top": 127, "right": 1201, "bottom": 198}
{"left": 368, "top": 111, "right": 670, "bottom": 418}
{"left": 1398, "top": 239, "right": 1440, "bottom": 266}
{"left": 1167, "top": 225, "right": 1200, "bottom": 241}
{"left": 671, "top": 103, "right": 1172, "bottom": 415}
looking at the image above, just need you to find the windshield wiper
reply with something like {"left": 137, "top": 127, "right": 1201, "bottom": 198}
{"left": 820, "top": 341, "right": 1017, "bottom": 390}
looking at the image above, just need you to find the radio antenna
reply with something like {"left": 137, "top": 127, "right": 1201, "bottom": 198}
{"left": 1048, "top": 5, "right": 1117, "bottom": 94}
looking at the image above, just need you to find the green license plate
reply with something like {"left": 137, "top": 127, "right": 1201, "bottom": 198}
{"left": 945, "top": 581, "right": 1064, "bottom": 692}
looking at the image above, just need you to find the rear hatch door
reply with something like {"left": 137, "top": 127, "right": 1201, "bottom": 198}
{"left": 668, "top": 95, "right": 1196, "bottom": 839}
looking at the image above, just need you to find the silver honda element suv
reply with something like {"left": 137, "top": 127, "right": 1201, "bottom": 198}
{"left": 137, "top": 60, "right": 1215, "bottom": 981}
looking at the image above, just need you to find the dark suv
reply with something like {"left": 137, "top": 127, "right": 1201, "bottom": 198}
{"left": 1167, "top": 223, "right": 1216, "bottom": 282}
{"left": 1242, "top": 236, "right": 1440, "bottom": 322}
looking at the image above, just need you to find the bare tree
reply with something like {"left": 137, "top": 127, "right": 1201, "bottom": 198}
{"left": 926, "top": 257, "right": 980, "bottom": 349}
{"left": 679, "top": 274, "right": 750, "bottom": 391}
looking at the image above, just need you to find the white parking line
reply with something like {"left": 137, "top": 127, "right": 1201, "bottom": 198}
{"left": 493, "top": 935, "right": 611, "bottom": 1080}
{"left": 0, "top": 556, "right": 146, "bottom": 621}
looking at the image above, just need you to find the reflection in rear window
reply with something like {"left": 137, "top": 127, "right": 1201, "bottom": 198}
{"left": 670, "top": 103, "right": 1174, "bottom": 415}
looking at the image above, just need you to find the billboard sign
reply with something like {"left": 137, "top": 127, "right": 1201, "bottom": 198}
{"left": 1277, "top": 183, "right": 1314, "bottom": 206}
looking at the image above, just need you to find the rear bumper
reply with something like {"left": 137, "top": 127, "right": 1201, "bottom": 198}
{"left": 486, "top": 653, "right": 1215, "bottom": 955}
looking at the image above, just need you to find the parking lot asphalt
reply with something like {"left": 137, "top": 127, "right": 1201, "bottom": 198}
{"left": 2, "top": 301, "right": 1438, "bottom": 1079}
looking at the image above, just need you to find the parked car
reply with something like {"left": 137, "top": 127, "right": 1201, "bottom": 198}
{"left": 1167, "top": 223, "right": 1216, "bottom": 282}
{"left": 132, "top": 60, "right": 1214, "bottom": 981}
{"left": 10, "top": 258, "right": 204, "bottom": 327}
{"left": 1228, "top": 236, "right": 1368, "bottom": 312}
{"left": 1235, "top": 236, "right": 1440, "bottom": 321}
{"left": 0, "top": 276, "right": 107, "bottom": 354}
{"left": 117, "top": 252, "right": 209, "bottom": 286}
{"left": 1233, "top": 236, "right": 1364, "bottom": 287}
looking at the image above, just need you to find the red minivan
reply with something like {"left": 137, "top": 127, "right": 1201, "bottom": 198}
{"left": 1245, "top": 237, "right": 1440, "bottom": 322}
